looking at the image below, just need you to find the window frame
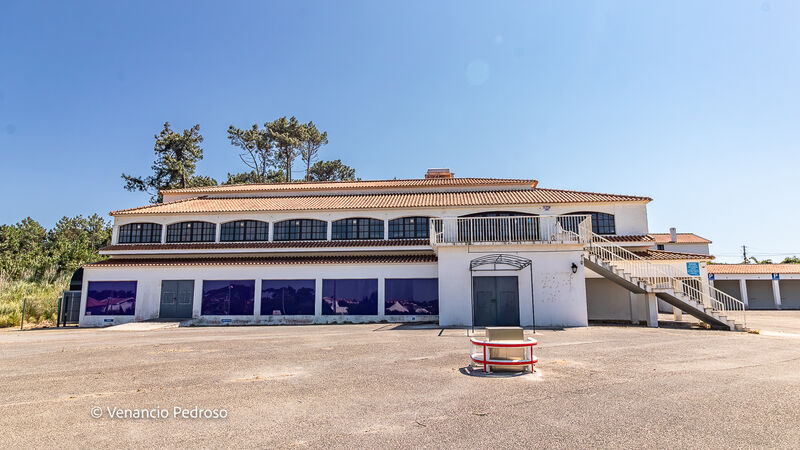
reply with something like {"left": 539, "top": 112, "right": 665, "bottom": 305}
{"left": 573, "top": 212, "right": 616, "bottom": 235}
{"left": 118, "top": 222, "right": 163, "bottom": 244}
{"left": 273, "top": 219, "right": 328, "bottom": 241}
{"left": 388, "top": 216, "right": 430, "bottom": 239}
{"left": 165, "top": 221, "right": 217, "bottom": 243}
{"left": 331, "top": 217, "right": 384, "bottom": 240}
{"left": 220, "top": 220, "right": 269, "bottom": 242}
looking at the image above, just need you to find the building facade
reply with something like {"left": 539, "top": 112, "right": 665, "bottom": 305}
{"left": 709, "top": 264, "right": 800, "bottom": 310}
{"left": 79, "top": 170, "right": 738, "bottom": 329}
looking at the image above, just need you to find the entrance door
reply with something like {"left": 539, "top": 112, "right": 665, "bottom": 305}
{"left": 472, "top": 276, "right": 520, "bottom": 326}
{"left": 160, "top": 280, "right": 194, "bottom": 319}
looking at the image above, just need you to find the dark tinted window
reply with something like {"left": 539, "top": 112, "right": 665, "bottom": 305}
{"left": 562, "top": 212, "right": 616, "bottom": 235}
{"left": 331, "top": 218, "right": 384, "bottom": 240}
{"left": 388, "top": 217, "right": 430, "bottom": 239}
{"left": 201, "top": 280, "right": 255, "bottom": 315}
{"left": 220, "top": 220, "right": 268, "bottom": 242}
{"left": 273, "top": 219, "right": 327, "bottom": 241}
{"left": 85, "top": 281, "right": 137, "bottom": 316}
{"left": 322, "top": 279, "right": 378, "bottom": 315}
{"left": 385, "top": 278, "right": 438, "bottom": 315}
{"left": 166, "top": 221, "right": 216, "bottom": 243}
{"left": 118, "top": 223, "right": 162, "bottom": 243}
{"left": 261, "top": 280, "right": 315, "bottom": 315}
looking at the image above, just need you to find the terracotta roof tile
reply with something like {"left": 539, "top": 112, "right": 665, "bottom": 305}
{"left": 161, "top": 177, "right": 538, "bottom": 195}
{"left": 86, "top": 254, "right": 437, "bottom": 268}
{"left": 631, "top": 249, "right": 714, "bottom": 261}
{"left": 707, "top": 264, "right": 800, "bottom": 274}
{"left": 600, "top": 235, "right": 655, "bottom": 243}
{"left": 112, "top": 188, "right": 651, "bottom": 216}
{"left": 100, "top": 239, "right": 429, "bottom": 252}
{"left": 650, "top": 233, "right": 712, "bottom": 244}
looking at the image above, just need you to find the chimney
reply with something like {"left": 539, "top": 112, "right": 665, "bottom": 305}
{"left": 425, "top": 168, "right": 454, "bottom": 179}
{"left": 669, "top": 227, "right": 677, "bottom": 243}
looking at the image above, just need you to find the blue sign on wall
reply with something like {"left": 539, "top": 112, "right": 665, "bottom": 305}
{"left": 772, "top": 273, "right": 780, "bottom": 281}
{"left": 686, "top": 262, "right": 700, "bottom": 276}
{"left": 708, "top": 274, "right": 715, "bottom": 281}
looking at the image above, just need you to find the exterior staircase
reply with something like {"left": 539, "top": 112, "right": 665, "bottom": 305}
{"left": 584, "top": 233, "right": 747, "bottom": 331}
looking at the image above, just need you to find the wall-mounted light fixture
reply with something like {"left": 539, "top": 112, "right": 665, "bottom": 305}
{"left": 571, "top": 263, "right": 578, "bottom": 274}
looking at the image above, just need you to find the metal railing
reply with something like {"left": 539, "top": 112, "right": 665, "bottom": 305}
{"left": 588, "top": 233, "right": 746, "bottom": 327}
{"left": 429, "top": 215, "right": 593, "bottom": 246}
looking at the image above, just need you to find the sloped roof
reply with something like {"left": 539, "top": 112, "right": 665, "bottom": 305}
{"left": 650, "top": 233, "right": 712, "bottom": 244}
{"left": 631, "top": 249, "right": 714, "bottom": 261}
{"left": 707, "top": 264, "right": 800, "bottom": 274}
{"left": 112, "top": 188, "right": 652, "bottom": 216}
{"left": 161, "top": 177, "right": 538, "bottom": 195}
{"left": 601, "top": 235, "right": 655, "bottom": 243}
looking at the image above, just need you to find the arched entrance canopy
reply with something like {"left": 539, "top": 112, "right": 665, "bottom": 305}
{"left": 470, "top": 254, "right": 531, "bottom": 271}
{"left": 469, "top": 254, "right": 535, "bottom": 333}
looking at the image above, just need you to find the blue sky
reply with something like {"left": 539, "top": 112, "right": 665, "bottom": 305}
{"left": 1, "top": 1, "right": 798, "bottom": 262}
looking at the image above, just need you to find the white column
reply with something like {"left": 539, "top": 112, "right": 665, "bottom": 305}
{"left": 378, "top": 277, "right": 386, "bottom": 317}
{"left": 629, "top": 292, "right": 640, "bottom": 324}
{"left": 383, "top": 219, "right": 389, "bottom": 240}
{"left": 673, "top": 306, "right": 682, "bottom": 321}
{"left": 214, "top": 223, "right": 221, "bottom": 242}
{"left": 772, "top": 279, "right": 782, "bottom": 309}
{"left": 314, "top": 278, "right": 323, "bottom": 318}
{"left": 645, "top": 293, "right": 658, "bottom": 328}
{"left": 161, "top": 224, "right": 168, "bottom": 243}
{"left": 739, "top": 279, "right": 749, "bottom": 308}
{"left": 268, "top": 222, "right": 274, "bottom": 241}
{"left": 192, "top": 279, "right": 203, "bottom": 318}
{"left": 708, "top": 279, "right": 715, "bottom": 289}
{"left": 326, "top": 221, "right": 332, "bottom": 240}
{"left": 253, "top": 279, "right": 262, "bottom": 317}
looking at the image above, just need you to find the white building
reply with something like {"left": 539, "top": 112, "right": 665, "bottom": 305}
{"left": 708, "top": 264, "right": 800, "bottom": 310}
{"left": 649, "top": 229, "right": 711, "bottom": 255}
{"left": 79, "top": 169, "right": 746, "bottom": 330}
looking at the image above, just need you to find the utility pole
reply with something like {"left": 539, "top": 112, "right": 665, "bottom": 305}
{"left": 742, "top": 245, "right": 748, "bottom": 263}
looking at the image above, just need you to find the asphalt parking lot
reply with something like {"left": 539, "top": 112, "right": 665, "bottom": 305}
{"left": 2, "top": 312, "right": 800, "bottom": 449}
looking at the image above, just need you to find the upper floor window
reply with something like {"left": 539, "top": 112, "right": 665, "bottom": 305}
{"left": 563, "top": 212, "right": 616, "bottom": 235}
{"left": 166, "top": 221, "right": 216, "bottom": 243}
{"left": 331, "top": 218, "right": 384, "bottom": 240}
{"left": 118, "top": 223, "right": 162, "bottom": 244}
{"left": 388, "top": 217, "right": 430, "bottom": 239}
{"left": 220, "top": 220, "right": 268, "bottom": 242}
{"left": 273, "top": 219, "right": 327, "bottom": 241}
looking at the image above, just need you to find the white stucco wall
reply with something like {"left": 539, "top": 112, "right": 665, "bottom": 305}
{"left": 586, "top": 278, "right": 633, "bottom": 321}
{"left": 655, "top": 243, "right": 710, "bottom": 255}
{"left": 436, "top": 244, "right": 588, "bottom": 328}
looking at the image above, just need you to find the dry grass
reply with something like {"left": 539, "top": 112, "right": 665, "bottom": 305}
{"left": 0, "top": 275, "right": 66, "bottom": 328}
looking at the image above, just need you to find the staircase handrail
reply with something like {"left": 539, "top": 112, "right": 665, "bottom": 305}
{"left": 588, "top": 233, "right": 746, "bottom": 327}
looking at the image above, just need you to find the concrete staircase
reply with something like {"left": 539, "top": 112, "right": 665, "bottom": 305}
{"left": 584, "top": 234, "right": 747, "bottom": 332}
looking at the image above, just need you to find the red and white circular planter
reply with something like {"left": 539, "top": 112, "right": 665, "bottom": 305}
{"left": 470, "top": 337, "right": 538, "bottom": 373}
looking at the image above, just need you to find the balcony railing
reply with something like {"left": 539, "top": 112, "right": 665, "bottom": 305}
{"left": 429, "top": 215, "right": 592, "bottom": 246}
